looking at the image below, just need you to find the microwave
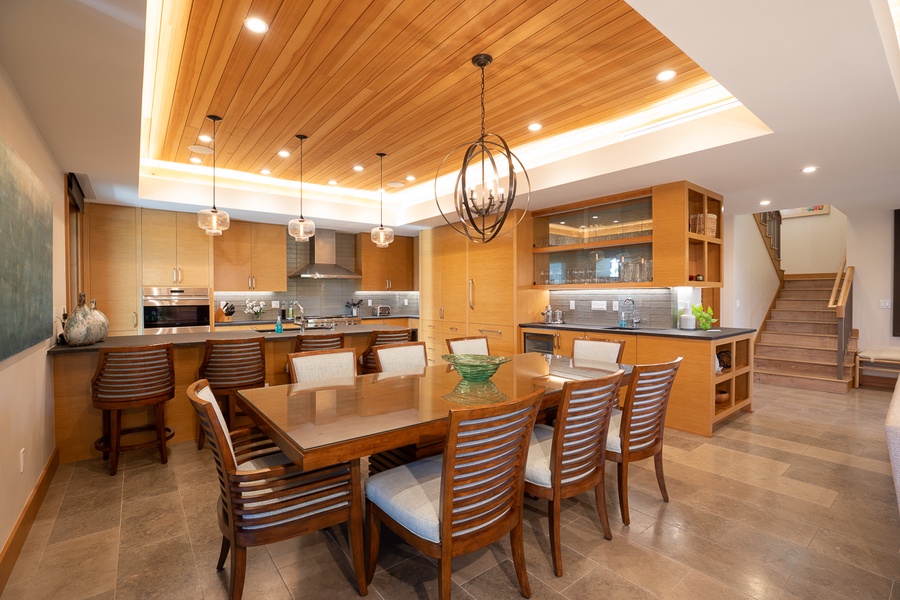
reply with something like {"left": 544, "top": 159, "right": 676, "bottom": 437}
{"left": 374, "top": 305, "right": 391, "bottom": 316}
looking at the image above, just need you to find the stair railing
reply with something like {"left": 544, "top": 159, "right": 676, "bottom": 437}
{"left": 754, "top": 211, "right": 784, "bottom": 283}
{"left": 829, "top": 253, "right": 855, "bottom": 380}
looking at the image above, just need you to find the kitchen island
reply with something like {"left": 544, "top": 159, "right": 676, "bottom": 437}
{"left": 520, "top": 323, "right": 756, "bottom": 436}
{"left": 48, "top": 323, "right": 414, "bottom": 463}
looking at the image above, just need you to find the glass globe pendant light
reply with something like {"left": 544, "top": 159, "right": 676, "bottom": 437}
{"left": 197, "top": 114, "right": 230, "bottom": 236}
{"left": 371, "top": 152, "right": 394, "bottom": 248}
{"left": 434, "top": 54, "right": 530, "bottom": 244}
{"left": 287, "top": 134, "right": 315, "bottom": 241}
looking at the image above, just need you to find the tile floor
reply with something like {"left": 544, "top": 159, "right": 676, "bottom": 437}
{"left": 2, "top": 382, "right": 899, "bottom": 600}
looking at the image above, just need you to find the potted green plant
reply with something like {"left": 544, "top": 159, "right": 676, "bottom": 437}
{"left": 691, "top": 304, "right": 718, "bottom": 330}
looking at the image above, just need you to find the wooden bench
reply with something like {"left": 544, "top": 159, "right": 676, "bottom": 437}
{"left": 856, "top": 348, "right": 900, "bottom": 389}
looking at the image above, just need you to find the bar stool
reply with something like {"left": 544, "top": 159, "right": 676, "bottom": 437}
{"left": 197, "top": 337, "right": 267, "bottom": 449}
{"left": 293, "top": 332, "right": 345, "bottom": 353}
{"left": 91, "top": 343, "right": 175, "bottom": 475}
{"left": 358, "top": 329, "right": 412, "bottom": 374}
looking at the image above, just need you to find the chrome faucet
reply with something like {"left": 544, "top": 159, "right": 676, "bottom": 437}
{"left": 620, "top": 297, "right": 641, "bottom": 328}
{"left": 292, "top": 302, "right": 304, "bottom": 327}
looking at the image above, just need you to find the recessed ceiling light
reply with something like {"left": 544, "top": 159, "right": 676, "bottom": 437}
{"left": 760, "top": 200, "right": 771, "bottom": 206}
{"left": 559, "top": 221, "right": 565, "bottom": 225}
{"left": 802, "top": 166, "right": 817, "bottom": 174}
{"left": 387, "top": 182, "right": 404, "bottom": 188}
{"left": 406, "top": 175, "right": 416, "bottom": 182}
{"left": 613, "top": 220, "right": 619, "bottom": 223}
{"left": 528, "top": 123, "right": 542, "bottom": 131}
{"left": 592, "top": 215, "right": 598, "bottom": 219}
{"left": 189, "top": 157, "right": 202, "bottom": 164}
{"left": 328, "top": 180, "right": 338, "bottom": 185}
{"left": 244, "top": 17, "right": 268, "bottom": 33}
{"left": 278, "top": 150, "right": 290, "bottom": 158}
{"left": 260, "top": 169, "right": 271, "bottom": 175}
{"left": 188, "top": 145, "right": 213, "bottom": 154}
{"left": 198, "top": 135, "right": 212, "bottom": 143}
{"left": 353, "top": 165, "right": 364, "bottom": 172}
{"left": 656, "top": 70, "right": 676, "bottom": 81}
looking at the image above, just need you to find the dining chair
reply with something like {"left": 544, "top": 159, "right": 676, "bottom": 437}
{"left": 287, "top": 347, "right": 357, "bottom": 388}
{"left": 373, "top": 341, "right": 427, "bottom": 376}
{"left": 293, "top": 332, "right": 345, "bottom": 352}
{"left": 197, "top": 337, "right": 267, "bottom": 449}
{"left": 523, "top": 370, "right": 624, "bottom": 576}
{"left": 359, "top": 329, "right": 413, "bottom": 373}
{"left": 187, "top": 379, "right": 367, "bottom": 600}
{"left": 365, "top": 389, "right": 544, "bottom": 600}
{"left": 91, "top": 343, "right": 176, "bottom": 475}
{"left": 445, "top": 336, "right": 490, "bottom": 356}
{"left": 606, "top": 357, "right": 682, "bottom": 525}
{"left": 572, "top": 338, "right": 625, "bottom": 363}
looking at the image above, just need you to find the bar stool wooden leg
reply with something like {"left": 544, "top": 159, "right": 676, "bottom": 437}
{"left": 154, "top": 403, "right": 169, "bottom": 464}
{"left": 109, "top": 410, "right": 122, "bottom": 476}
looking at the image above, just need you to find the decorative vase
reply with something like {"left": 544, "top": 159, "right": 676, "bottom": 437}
{"left": 63, "top": 293, "right": 96, "bottom": 346}
{"left": 254, "top": 313, "right": 262, "bottom": 320}
{"left": 89, "top": 299, "right": 110, "bottom": 343}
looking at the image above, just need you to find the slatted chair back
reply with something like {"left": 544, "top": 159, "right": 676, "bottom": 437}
{"left": 187, "top": 379, "right": 367, "bottom": 598}
{"left": 572, "top": 337, "right": 625, "bottom": 364}
{"left": 364, "top": 389, "right": 543, "bottom": 599}
{"left": 199, "top": 337, "right": 267, "bottom": 427}
{"left": 287, "top": 348, "right": 357, "bottom": 389}
{"left": 359, "top": 329, "right": 413, "bottom": 373}
{"left": 292, "top": 332, "right": 345, "bottom": 353}
{"left": 524, "top": 370, "right": 624, "bottom": 575}
{"left": 91, "top": 343, "right": 176, "bottom": 475}
{"left": 445, "top": 336, "right": 490, "bottom": 356}
{"left": 373, "top": 341, "right": 427, "bottom": 376}
{"left": 606, "top": 356, "right": 682, "bottom": 525}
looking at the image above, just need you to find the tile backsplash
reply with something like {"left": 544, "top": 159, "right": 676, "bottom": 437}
{"left": 545, "top": 288, "right": 683, "bottom": 329}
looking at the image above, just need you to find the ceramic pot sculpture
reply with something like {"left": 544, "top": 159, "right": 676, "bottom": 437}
{"left": 89, "top": 299, "right": 110, "bottom": 342}
{"left": 63, "top": 293, "right": 95, "bottom": 346}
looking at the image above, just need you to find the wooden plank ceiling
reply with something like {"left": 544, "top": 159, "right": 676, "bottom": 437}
{"left": 148, "top": 0, "right": 713, "bottom": 193}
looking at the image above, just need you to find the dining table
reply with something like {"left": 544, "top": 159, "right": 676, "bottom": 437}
{"left": 236, "top": 352, "right": 630, "bottom": 472}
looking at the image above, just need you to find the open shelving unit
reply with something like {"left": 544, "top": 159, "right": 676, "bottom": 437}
{"left": 713, "top": 334, "right": 753, "bottom": 424}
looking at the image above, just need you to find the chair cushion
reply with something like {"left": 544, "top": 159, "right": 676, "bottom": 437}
{"left": 365, "top": 455, "right": 443, "bottom": 543}
{"left": 606, "top": 409, "right": 622, "bottom": 453}
{"left": 524, "top": 423, "right": 554, "bottom": 488}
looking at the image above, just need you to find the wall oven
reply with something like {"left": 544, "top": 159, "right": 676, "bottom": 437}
{"left": 143, "top": 287, "right": 211, "bottom": 334}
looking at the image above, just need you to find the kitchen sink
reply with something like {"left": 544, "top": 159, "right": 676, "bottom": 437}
{"left": 603, "top": 326, "right": 639, "bottom": 331}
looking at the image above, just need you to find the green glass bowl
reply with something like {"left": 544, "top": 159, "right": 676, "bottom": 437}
{"left": 441, "top": 354, "right": 510, "bottom": 381}
{"left": 443, "top": 379, "right": 509, "bottom": 405}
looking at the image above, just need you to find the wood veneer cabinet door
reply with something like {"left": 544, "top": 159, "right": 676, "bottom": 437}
{"left": 467, "top": 232, "right": 514, "bottom": 326}
{"left": 419, "top": 229, "right": 442, "bottom": 321}
{"left": 213, "top": 220, "right": 253, "bottom": 290}
{"left": 250, "top": 222, "right": 287, "bottom": 292}
{"left": 440, "top": 226, "right": 468, "bottom": 323}
{"left": 142, "top": 210, "right": 211, "bottom": 287}
{"left": 85, "top": 203, "right": 139, "bottom": 334}
{"left": 356, "top": 234, "right": 414, "bottom": 291}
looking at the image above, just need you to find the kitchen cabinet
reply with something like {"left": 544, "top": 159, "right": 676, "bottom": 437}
{"left": 355, "top": 234, "right": 415, "bottom": 291}
{"left": 532, "top": 181, "right": 723, "bottom": 290}
{"left": 141, "top": 209, "right": 211, "bottom": 286}
{"left": 213, "top": 221, "right": 287, "bottom": 291}
{"left": 84, "top": 203, "right": 140, "bottom": 335}
{"left": 420, "top": 212, "right": 547, "bottom": 361}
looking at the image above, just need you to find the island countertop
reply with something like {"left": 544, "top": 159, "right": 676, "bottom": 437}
{"left": 519, "top": 323, "right": 756, "bottom": 341}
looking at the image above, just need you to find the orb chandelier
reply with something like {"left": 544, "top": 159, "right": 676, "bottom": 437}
{"left": 287, "top": 134, "right": 315, "bottom": 242}
{"left": 434, "top": 54, "right": 530, "bottom": 244}
{"left": 371, "top": 152, "right": 394, "bottom": 248}
{"left": 197, "top": 115, "right": 230, "bottom": 236}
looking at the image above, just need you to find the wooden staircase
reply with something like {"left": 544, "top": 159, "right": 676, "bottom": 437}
{"left": 754, "top": 275, "right": 857, "bottom": 394}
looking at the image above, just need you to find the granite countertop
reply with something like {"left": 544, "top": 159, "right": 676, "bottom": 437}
{"left": 519, "top": 322, "right": 756, "bottom": 340}
{"left": 48, "top": 322, "right": 416, "bottom": 355}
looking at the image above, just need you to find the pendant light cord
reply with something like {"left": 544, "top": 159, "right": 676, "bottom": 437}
{"left": 211, "top": 118, "right": 218, "bottom": 211}
{"left": 299, "top": 135, "right": 304, "bottom": 218}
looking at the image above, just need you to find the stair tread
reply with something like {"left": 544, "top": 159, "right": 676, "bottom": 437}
{"left": 756, "top": 341, "right": 855, "bottom": 351}
{"left": 755, "top": 357, "right": 841, "bottom": 367}
{"left": 766, "top": 320, "right": 837, "bottom": 324}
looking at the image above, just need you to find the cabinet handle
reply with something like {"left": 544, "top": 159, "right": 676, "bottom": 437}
{"left": 554, "top": 333, "right": 560, "bottom": 349}
{"left": 172, "top": 268, "right": 177, "bottom": 284}
{"left": 469, "top": 279, "right": 474, "bottom": 309}
{"left": 449, "top": 326, "right": 459, "bottom": 332}
{"left": 178, "top": 268, "right": 182, "bottom": 283}
{"left": 385, "top": 278, "right": 389, "bottom": 290}
{"left": 427, "top": 323, "right": 435, "bottom": 329}
{"left": 478, "top": 329, "right": 502, "bottom": 335}
{"left": 440, "top": 307, "right": 444, "bottom": 319}
{"left": 133, "top": 312, "right": 138, "bottom": 328}
{"left": 248, "top": 276, "right": 252, "bottom": 290}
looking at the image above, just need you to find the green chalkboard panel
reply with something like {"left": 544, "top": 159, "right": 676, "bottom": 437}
{"left": 0, "top": 134, "right": 53, "bottom": 361}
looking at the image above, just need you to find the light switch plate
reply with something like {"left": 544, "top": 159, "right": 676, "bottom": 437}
{"left": 591, "top": 300, "right": 605, "bottom": 310}
{"left": 612, "top": 301, "right": 619, "bottom": 311}
{"left": 879, "top": 300, "right": 892, "bottom": 309}
{"left": 569, "top": 300, "right": 576, "bottom": 310}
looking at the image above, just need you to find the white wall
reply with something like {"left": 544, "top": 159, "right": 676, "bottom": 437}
{"left": 0, "top": 62, "right": 64, "bottom": 549}
{"left": 781, "top": 208, "right": 848, "bottom": 274}
{"left": 847, "top": 207, "right": 896, "bottom": 351}
{"left": 723, "top": 212, "right": 781, "bottom": 329}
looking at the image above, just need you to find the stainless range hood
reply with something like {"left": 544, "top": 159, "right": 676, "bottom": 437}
{"left": 288, "top": 230, "right": 362, "bottom": 279}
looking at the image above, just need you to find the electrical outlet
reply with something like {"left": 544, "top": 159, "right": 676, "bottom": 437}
{"left": 367, "top": 299, "right": 372, "bottom": 306}
{"left": 19, "top": 448, "right": 25, "bottom": 473}
{"left": 612, "top": 301, "right": 618, "bottom": 311}
{"left": 403, "top": 298, "right": 408, "bottom": 305}
{"left": 569, "top": 300, "right": 576, "bottom": 310}
{"left": 736, "top": 299, "right": 741, "bottom": 309}
{"left": 271, "top": 300, "right": 280, "bottom": 309}
{"left": 591, "top": 301, "right": 602, "bottom": 310}
{"left": 879, "top": 300, "right": 892, "bottom": 309}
